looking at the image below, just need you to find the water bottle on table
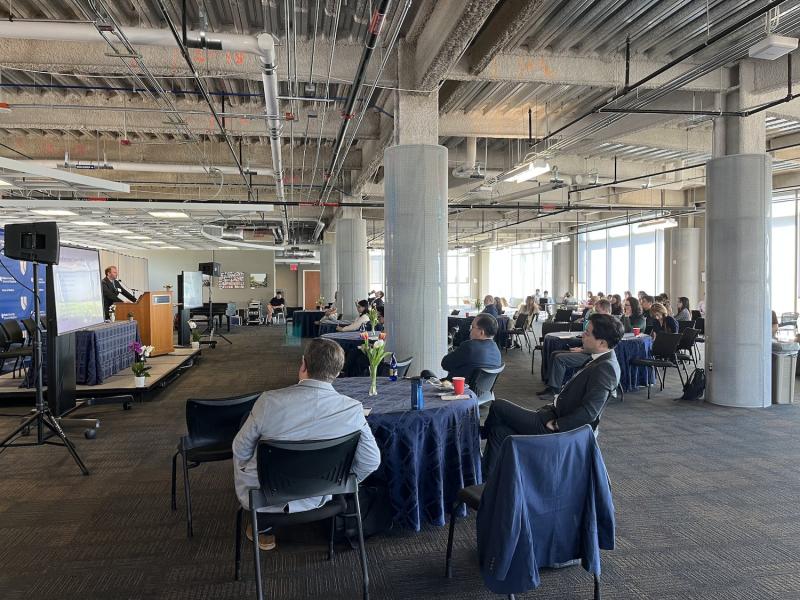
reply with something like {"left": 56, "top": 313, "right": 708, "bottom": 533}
{"left": 388, "top": 354, "right": 398, "bottom": 381}
{"left": 410, "top": 377, "right": 424, "bottom": 410}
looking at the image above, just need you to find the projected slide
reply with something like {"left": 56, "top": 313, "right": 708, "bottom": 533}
{"left": 52, "top": 246, "right": 104, "bottom": 335}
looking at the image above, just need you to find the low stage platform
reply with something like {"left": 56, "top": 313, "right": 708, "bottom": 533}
{"left": 0, "top": 347, "right": 202, "bottom": 404}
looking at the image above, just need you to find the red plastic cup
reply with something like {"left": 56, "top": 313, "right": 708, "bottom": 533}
{"left": 632, "top": 327, "right": 641, "bottom": 336}
{"left": 452, "top": 377, "right": 465, "bottom": 395}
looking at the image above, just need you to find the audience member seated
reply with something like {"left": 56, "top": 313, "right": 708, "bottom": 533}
{"left": 482, "top": 314, "right": 623, "bottom": 476}
{"left": 232, "top": 338, "right": 381, "bottom": 550}
{"left": 441, "top": 313, "right": 502, "bottom": 380}
{"left": 621, "top": 296, "right": 647, "bottom": 333}
{"left": 610, "top": 294, "right": 623, "bottom": 316}
{"left": 640, "top": 294, "right": 654, "bottom": 320}
{"left": 646, "top": 302, "right": 679, "bottom": 337}
{"left": 494, "top": 297, "right": 504, "bottom": 315}
{"left": 514, "top": 296, "right": 539, "bottom": 322}
{"left": 319, "top": 306, "right": 339, "bottom": 324}
{"left": 266, "top": 292, "right": 285, "bottom": 321}
{"left": 539, "top": 300, "right": 613, "bottom": 398}
{"left": 337, "top": 300, "right": 370, "bottom": 332}
{"left": 481, "top": 295, "right": 499, "bottom": 317}
{"left": 772, "top": 310, "right": 779, "bottom": 338}
{"left": 675, "top": 296, "right": 692, "bottom": 322}
{"left": 369, "top": 290, "right": 385, "bottom": 308}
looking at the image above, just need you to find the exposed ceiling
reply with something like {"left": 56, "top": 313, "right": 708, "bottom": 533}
{"left": 3, "top": 0, "right": 800, "bottom": 252}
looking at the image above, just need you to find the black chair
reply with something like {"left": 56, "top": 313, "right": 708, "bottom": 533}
{"left": 447, "top": 326, "right": 459, "bottom": 352}
{"left": 444, "top": 428, "right": 606, "bottom": 600}
{"left": 554, "top": 308, "right": 573, "bottom": 323}
{"left": 0, "top": 324, "right": 32, "bottom": 378}
{"left": 450, "top": 309, "right": 460, "bottom": 316}
{"left": 690, "top": 310, "right": 702, "bottom": 322}
{"left": 393, "top": 356, "right": 413, "bottom": 378}
{"left": 677, "top": 320, "right": 695, "bottom": 332}
{"left": 21, "top": 318, "right": 37, "bottom": 346}
{"left": 0, "top": 319, "right": 26, "bottom": 348}
{"left": 676, "top": 328, "right": 700, "bottom": 370}
{"left": 630, "top": 332, "right": 684, "bottom": 399}
{"left": 171, "top": 392, "right": 261, "bottom": 537}
{"left": 468, "top": 364, "right": 505, "bottom": 405}
{"left": 235, "top": 432, "right": 369, "bottom": 600}
{"left": 507, "top": 313, "right": 532, "bottom": 352}
{"left": 531, "top": 321, "right": 573, "bottom": 375}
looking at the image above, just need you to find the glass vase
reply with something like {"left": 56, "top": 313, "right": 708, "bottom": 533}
{"left": 368, "top": 364, "right": 378, "bottom": 396}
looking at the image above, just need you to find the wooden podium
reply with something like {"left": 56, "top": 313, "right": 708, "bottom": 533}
{"left": 115, "top": 291, "right": 174, "bottom": 356}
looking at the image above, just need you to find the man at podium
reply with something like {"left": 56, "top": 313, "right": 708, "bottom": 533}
{"left": 102, "top": 265, "right": 136, "bottom": 319}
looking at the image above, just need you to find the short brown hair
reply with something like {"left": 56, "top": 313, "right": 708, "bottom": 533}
{"left": 303, "top": 338, "right": 345, "bottom": 382}
{"left": 104, "top": 266, "right": 116, "bottom": 276}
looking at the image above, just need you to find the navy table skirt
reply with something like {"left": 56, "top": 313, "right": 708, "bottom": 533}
{"left": 292, "top": 310, "right": 325, "bottom": 337}
{"left": 321, "top": 331, "right": 365, "bottom": 352}
{"left": 541, "top": 333, "right": 654, "bottom": 392}
{"left": 332, "top": 377, "right": 482, "bottom": 531}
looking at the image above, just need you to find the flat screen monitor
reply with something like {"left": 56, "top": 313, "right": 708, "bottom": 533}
{"left": 180, "top": 271, "right": 203, "bottom": 309}
{"left": 50, "top": 245, "right": 104, "bottom": 335}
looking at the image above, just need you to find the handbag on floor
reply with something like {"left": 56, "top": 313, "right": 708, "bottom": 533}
{"left": 334, "top": 485, "right": 393, "bottom": 545}
{"left": 679, "top": 367, "right": 705, "bottom": 401}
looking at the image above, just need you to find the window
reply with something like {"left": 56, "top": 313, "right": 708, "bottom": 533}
{"left": 448, "top": 250, "right": 472, "bottom": 306}
{"left": 771, "top": 198, "right": 797, "bottom": 315}
{"left": 368, "top": 250, "right": 384, "bottom": 293}
{"left": 487, "top": 242, "right": 552, "bottom": 303}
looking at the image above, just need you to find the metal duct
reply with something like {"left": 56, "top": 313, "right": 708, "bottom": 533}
{"left": 27, "top": 160, "right": 275, "bottom": 177}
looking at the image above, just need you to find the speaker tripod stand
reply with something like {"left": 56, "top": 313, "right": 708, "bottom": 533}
{"left": 0, "top": 262, "right": 89, "bottom": 475}
{"left": 201, "top": 282, "right": 232, "bottom": 345}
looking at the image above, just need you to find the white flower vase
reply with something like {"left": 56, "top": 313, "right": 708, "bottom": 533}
{"left": 191, "top": 341, "right": 200, "bottom": 349}
{"left": 134, "top": 376, "right": 146, "bottom": 388}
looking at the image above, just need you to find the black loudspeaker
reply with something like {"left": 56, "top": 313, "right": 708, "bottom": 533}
{"left": 3, "top": 221, "right": 60, "bottom": 265}
{"left": 198, "top": 261, "right": 221, "bottom": 277}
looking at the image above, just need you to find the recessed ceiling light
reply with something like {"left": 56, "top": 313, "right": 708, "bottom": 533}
{"left": 72, "top": 220, "right": 107, "bottom": 226}
{"left": 101, "top": 228, "right": 132, "bottom": 234}
{"left": 124, "top": 235, "right": 151, "bottom": 240}
{"left": 30, "top": 209, "right": 77, "bottom": 216}
{"left": 148, "top": 211, "right": 189, "bottom": 219}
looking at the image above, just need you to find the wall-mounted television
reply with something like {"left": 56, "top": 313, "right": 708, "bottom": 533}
{"left": 219, "top": 271, "right": 245, "bottom": 289}
{"left": 47, "top": 245, "right": 104, "bottom": 335}
{"left": 179, "top": 270, "right": 203, "bottom": 309}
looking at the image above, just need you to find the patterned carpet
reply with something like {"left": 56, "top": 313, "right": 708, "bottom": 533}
{"left": 2, "top": 324, "right": 800, "bottom": 599}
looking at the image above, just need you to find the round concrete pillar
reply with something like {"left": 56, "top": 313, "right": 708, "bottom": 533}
{"left": 552, "top": 240, "right": 573, "bottom": 300}
{"left": 384, "top": 144, "right": 448, "bottom": 377}
{"left": 668, "top": 228, "right": 701, "bottom": 309}
{"left": 320, "top": 235, "right": 337, "bottom": 307}
{"left": 336, "top": 217, "right": 368, "bottom": 320}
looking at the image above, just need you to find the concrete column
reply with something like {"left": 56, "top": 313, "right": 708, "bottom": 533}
{"left": 320, "top": 233, "right": 337, "bottom": 307}
{"left": 384, "top": 145, "right": 449, "bottom": 377}
{"left": 705, "top": 154, "right": 771, "bottom": 408}
{"left": 552, "top": 241, "right": 573, "bottom": 300}
{"left": 667, "top": 227, "right": 701, "bottom": 308}
{"left": 335, "top": 213, "right": 368, "bottom": 320}
{"left": 393, "top": 40, "right": 439, "bottom": 145}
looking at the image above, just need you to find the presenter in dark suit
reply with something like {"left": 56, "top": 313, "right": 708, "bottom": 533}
{"left": 441, "top": 313, "right": 502, "bottom": 379}
{"left": 482, "top": 313, "right": 623, "bottom": 476}
{"left": 102, "top": 265, "right": 136, "bottom": 319}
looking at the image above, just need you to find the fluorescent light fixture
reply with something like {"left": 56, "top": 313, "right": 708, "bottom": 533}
{"left": 101, "top": 228, "right": 132, "bottom": 234}
{"left": 141, "top": 240, "right": 167, "bottom": 245}
{"left": 72, "top": 220, "right": 107, "bottom": 226}
{"left": 0, "top": 178, "right": 12, "bottom": 186}
{"left": 506, "top": 159, "right": 550, "bottom": 184}
{"left": 124, "top": 235, "right": 151, "bottom": 240}
{"left": 749, "top": 34, "right": 798, "bottom": 60}
{"left": 148, "top": 211, "right": 189, "bottom": 219}
{"left": 30, "top": 209, "right": 77, "bottom": 216}
{"left": 634, "top": 218, "right": 678, "bottom": 233}
{"left": 552, "top": 236, "right": 570, "bottom": 245}
{"left": 161, "top": 246, "right": 183, "bottom": 249}
{"left": 218, "top": 246, "right": 239, "bottom": 250}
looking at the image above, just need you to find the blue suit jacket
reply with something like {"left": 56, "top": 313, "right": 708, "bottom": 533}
{"left": 441, "top": 338, "right": 502, "bottom": 379}
{"left": 476, "top": 426, "right": 615, "bottom": 595}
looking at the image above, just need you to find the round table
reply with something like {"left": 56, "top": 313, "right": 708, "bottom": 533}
{"left": 321, "top": 331, "right": 365, "bottom": 352}
{"left": 540, "top": 332, "right": 655, "bottom": 392}
{"left": 292, "top": 310, "right": 325, "bottom": 337}
{"left": 332, "top": 377, "right": 482, "bottom": 531}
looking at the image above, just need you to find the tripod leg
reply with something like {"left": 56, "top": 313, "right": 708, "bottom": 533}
{"left": 0, "top": 411, "right": 40, "bottom": 446}
{"left": 41, "top": 412, "right": 90, "bottom": 476}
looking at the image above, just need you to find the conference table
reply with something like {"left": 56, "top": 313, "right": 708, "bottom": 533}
{"left": 332, "top": 377, "right": 482, "bottom": 531}
{"left": 540, "top": 331, "right": 654, "bottom": 392}
{"left": 292, "top": 310, "right": 325, "bottom": 337}
{"left": 25, "top": 320, "right": 140, "bottom": 386}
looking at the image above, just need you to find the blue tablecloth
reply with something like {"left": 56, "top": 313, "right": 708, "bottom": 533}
{"left": 292, "top": 310, "right": 325, "bottom": 337}
{"left": 332, "top": 377, "right": 482, "bottom": 531}
{"left": 318, "top": 321, "right": 351, "bottom": 335}
{"left": 541, "top": 333, "right": 654, "bottom": 392}
{"left": 321, "top": 331, "right": 366, "bottom": 352}
{"left": 24, "top": 320, "right": 139, "bottom": 387}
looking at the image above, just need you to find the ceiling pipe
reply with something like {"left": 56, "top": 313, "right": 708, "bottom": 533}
{"left": 26, "top": 160, "right": 275, "bottom": 177}
{"left": 317, "top": 0, "right": 392, "bottom": 203}
{"left": 0, "top": 17, "right": 286, "bottom": 231}
{"left": 452, "top": 137, "right": 485, "bottom": 179}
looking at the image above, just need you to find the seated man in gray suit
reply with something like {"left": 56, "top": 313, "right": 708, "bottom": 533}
{"left": 538, "top": 298, "right": 613, "bottom": 400}
{"left": 233, "top": 338, "right": 381, "bottom": 551}
{"left": 482, "top": 313, "right": 623, "bottom": 476}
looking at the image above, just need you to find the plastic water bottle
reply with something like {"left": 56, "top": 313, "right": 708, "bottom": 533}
{"left": 410, "top": 377, "right": 424, "bottom": 410}
{"left": 388, "top": 355, "right": 398, "bottom": 381}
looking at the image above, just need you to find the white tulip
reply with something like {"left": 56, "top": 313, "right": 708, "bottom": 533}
{"left": 373, "top": 339, "right": 385, "bottom": 348}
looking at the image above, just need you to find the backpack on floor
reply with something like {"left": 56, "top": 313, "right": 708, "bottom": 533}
{"left": 680, "top": 368, "right": 706, "bottom": 401}
{"left": 334, "top": 485, "right": 393, "bottom": 545}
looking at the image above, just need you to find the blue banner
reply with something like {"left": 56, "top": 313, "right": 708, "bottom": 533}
{"left": 0, "top": 228, "right": 47, "bottom": 321}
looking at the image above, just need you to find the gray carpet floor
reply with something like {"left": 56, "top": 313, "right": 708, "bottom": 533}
{"left": 2, "top": 324, "right": 800, "bottom": 599}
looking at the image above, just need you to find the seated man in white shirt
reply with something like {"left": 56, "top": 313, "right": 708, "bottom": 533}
{"left": 233, "top": 338, "right": 381, "bottom": 550}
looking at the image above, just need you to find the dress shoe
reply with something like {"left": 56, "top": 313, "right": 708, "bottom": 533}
{"left": 246, "top": 524, "right": 276, "bottom": 551}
